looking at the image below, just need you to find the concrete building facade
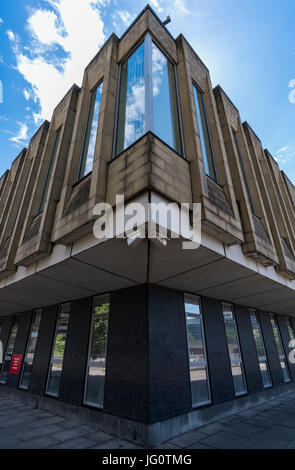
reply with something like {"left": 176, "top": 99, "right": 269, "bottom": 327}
{"left": 0, "top": 5, "right": 295, "bottom": 446}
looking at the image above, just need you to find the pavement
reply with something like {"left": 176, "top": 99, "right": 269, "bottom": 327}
{"left": 1, "top": 390, "right": 295, "bottom": 449}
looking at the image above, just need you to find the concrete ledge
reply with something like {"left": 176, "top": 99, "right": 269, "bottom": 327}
{"left": 1, "top": 382, "right": 295, "bottom": 446}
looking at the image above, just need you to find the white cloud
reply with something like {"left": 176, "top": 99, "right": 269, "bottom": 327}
{"left": 117, "top": 11, "right": 134, "bottom": 26}
{"left": 0, "top": 18, "right": 3, "bottom": 25}
{"left": 9, "top": 122, "right": 29, "bottom": 145}
{"left": 150, "top": 0, "right": 164, "bottom": 13}
{"left": 174, "top": 0, "right": 189, "bottom": 14}
{"left": 23, "top": 89, "right": 31, "bottom": 101}
{"left": 8, "top": 0, "right": 105, "bottom": 122}
{"left": 6, "top": 30, "right": 15, "bottom": 41}
{"left": 28, "top": 9, "right": 64, "bottom": 45}
{"left": 277, "top": 146, "right": 289, "bottom": 153}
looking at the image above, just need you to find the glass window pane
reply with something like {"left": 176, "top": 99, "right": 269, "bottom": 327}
{"left": 19, "top": 310, "right": 43, "bottom": 390}
{"left": 46, "top": 304, "right": 70, "bottom": 397}
{"left": 116, "top": 42, "right": 145, "bottom": 155}
{"left": 193, "top": 85, "right": 217, "bottom": 180}
{"left": 223, "top": 303, "right": 247, "bottom": 396}
{"left": 152, "top": 43, "right": 182, "bottom": 154}
{"left": 84, "top": 295, "right": 110, "bottom": 408}
{"left": 250, "top": 310, "right": 272, "bottom": 388}
{"left": 232, "top": 130, "right": 255, "bottom": 214}
{"left": 0, "top": 315, "right": 20, "bottom": 385}
{"left": 184, "top": 294, "right": 210, "bottom": 407}
{"left": 270, "top": 314, "right": 290, "bottom": 383}
{"left": 39, "top": 129, "right": 61, "bottom": 213}
{"left": 79, "top": 82, "right": 103, "bottom": 179}
{"left": 286, "top": 317, "right": 295, "bottom": 341}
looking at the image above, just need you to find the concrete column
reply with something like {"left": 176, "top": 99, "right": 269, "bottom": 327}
{"left": 104, "top": 284, "right": 191, "bottom": 424}
{"left": 201, "top": 296, "right": 235, "bottom": 404}
{"left": 59, "top": 297, "right": 92, "bottom": 405}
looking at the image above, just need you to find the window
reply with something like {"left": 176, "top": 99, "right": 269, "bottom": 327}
{"left": 249, "top": 309, "right": 272, "bottom": 388}
{"left": 19, "top": 310, "right": 43, "bottom": 390}
{"left": 232, "top": 130, "right": 255, "bottom": 214}
{"left": 285, "top": 317, "right": 295, "bottom": 341}
{"left": 223, "top": 303, "right": 247, "bottom": 396}
{"left": 184, "top": 294, "right": 210, "bottom": 407}
{"left": 84, "top": 295, "right": 110, "bottom": 408}
{"left": 115, "top": 34, "right": 182, "bottom": 156}
{"left": 78, "top": 82, "right": 103, "bottom": 180}
{"left": 46, "top": 304, "right": 70, "bottom": 397}
{"left": 0, "top": 315, "right": 20, "bottom": 384}
{"left": 193, "top": 85, "right": 217, "bottom": 181}
{"left": 270, "top": 313, "right": 290, "bottom": 383}
{"left": 38, "top": 129, "right": 61, "bottom": 213}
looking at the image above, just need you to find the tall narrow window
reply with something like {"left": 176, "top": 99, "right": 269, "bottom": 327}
{"left": 232, "top": 130, "right": 255, "bottom": 214}
{"left": 19, "top": 310, "right": 43, "bottom": 390}
{"left": 250, "top": 309, "right": 272, "bottom": 388}
{"left": 270, "top": 313, "right": 290, "bottom": 383}
{"left": 38, "top": 129, "right": 61, "bottom": 213}
{"left": 46, "top": 304, "right": 70, "bottom": 397}
{"left": 193, "top": 85, "right": 217, "bottom": 181}
{"left": 115, "top": 35, "right": 182, "bottom": 156}
{"left": 152, "top": 42, "right": 182, "bottom": 154}
{"left": 84, "top": 295, "right": 110, "bottom": 408}
{"left": 0, "top": 315, "right": 20, "bottom": 384}
{"left": 285, "top": 317, "right": 295, "bottom": 341}
{"left": 184, "top": 294, "right": 211, "bottom": 407}
{"left": 223, "top": 303, "right": 247, "bottom": 396}
{"left": 78, "top": 82, "right": 103, "bottom": 180}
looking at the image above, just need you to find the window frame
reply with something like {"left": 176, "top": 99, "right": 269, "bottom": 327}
{"left": 193, "top": 83, "right": 218, "bottom": 182}
{"left": 83, "top": 294, "right": 110, "bottom": 409}
{"left": 0, "top": 315, "right": 21, "bottom": 385}
{"left": 113, "top": 33, "right": 185, "bottom": 159}
{"left": 45, "top": 303, "right": 71, "bottom": 398}
{"left": 184, "top": 293, "right": 211, "bottom": 408}
{"left": 269, "top": 313, "right": 291, "bottom": 383}
{"left": 19, "top": 309, "right": 43, "bottom": 391}
{"left": 222, "top": 302, "right": 247, "bottom": 397}
{"left": 38, "top": 128, "right": 62, "bottom": 215}
{"left": 77, "top": 80, "right": 103, "bottom": 182}
{"left": 232, "top": 128, "right": 256, "bottom": 215}
{"left": 249, "top": 309, "right": 272, "bottom": 389}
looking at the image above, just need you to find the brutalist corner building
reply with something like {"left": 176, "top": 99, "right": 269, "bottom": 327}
{"left": 1, "top": 4, "right": 295, "bottom": 447}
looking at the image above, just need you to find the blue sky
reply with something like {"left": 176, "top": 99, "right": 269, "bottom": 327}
{"left": 0, "top": 0, "right": 294, "bottom": 182}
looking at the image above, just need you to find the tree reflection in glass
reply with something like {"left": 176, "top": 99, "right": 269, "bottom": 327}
{"left": 84, "top": 295, "right": 110, "bottom": 408}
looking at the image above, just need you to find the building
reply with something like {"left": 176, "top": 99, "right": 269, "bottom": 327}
{"left": 0, "top": 4, "right": 295, "bottom": 447}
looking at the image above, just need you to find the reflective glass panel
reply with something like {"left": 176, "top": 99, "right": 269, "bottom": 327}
{"left": 223, "top": 303, "right": 247, "bottom": 396}
{"left": 184, "top": 294, "right": 210, "bottom": 407}
{"left": 46, "top": 304, "right": 70, "bottom": 397}
{"left": 79, "top": 82, "right": 103, "bottom": 179}
{"left": 270, "top": 313, "right": 290, "bottom": 383}
{"left": 232, "top": 130, "right": 255, "bottom": 214}
{"left": 152, "top": 43, "right": 182, "bottom": 153}
{"left": 19, "top": 310, "right": 43, "bottom": 390}
{"left": 116, "top": 42, "right": 145, "bottom": 155}
{"left": 39, "top": 129, "right": 61, "bottom": 213}
{"left": 84, "top": 295, "right": 110, "bottom": 408}
{"left": 193, "top": 85, "right": 217, "bottom": 180}
{"left": 0, "top": 315, "right": 20, "bottom": 384}
{"left": 250, "top": 309, "right": 272, "bottom": 388}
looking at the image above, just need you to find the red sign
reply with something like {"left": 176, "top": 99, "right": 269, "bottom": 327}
{"left": 9, "top": 354, "right": 23, "bottom": 375}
